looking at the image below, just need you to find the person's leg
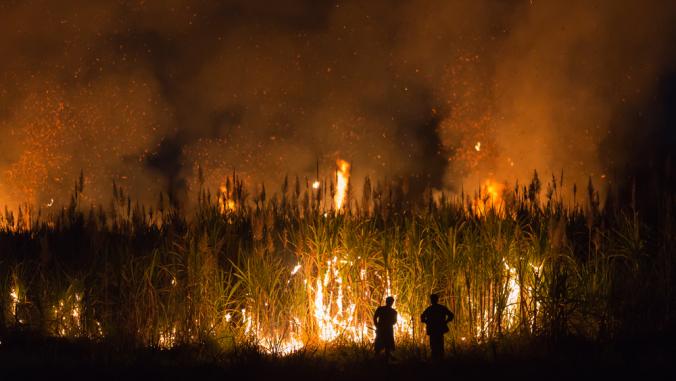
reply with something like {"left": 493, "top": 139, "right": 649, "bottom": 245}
{"left": 387, "top": 335, "right": 395, "bottom": 361}
{"left": 428, "top": 335, "right": 435, "bottom": 359}
{"left": 438, "top": 335, "right": 445, "bottom": 358}
{"left": 430, "top": 334, "right": 443, "bottom": 360}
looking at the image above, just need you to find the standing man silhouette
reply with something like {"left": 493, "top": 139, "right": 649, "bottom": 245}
{"left": 373, "top": 296, "right": 397, "bottom": 361}
{"left": 421, "top": 293, "right": 454, "bottom": 361}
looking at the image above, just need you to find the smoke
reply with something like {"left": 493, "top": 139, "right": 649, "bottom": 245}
{"left": 479, "top": 1, "right": 676, "bottom": 197}
{"left": 0, "top": 0, "right": 674, "bottom": 209}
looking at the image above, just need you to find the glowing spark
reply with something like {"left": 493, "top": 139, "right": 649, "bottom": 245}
{"left": 47, "top": 198, "right": 54, "bottom": 207}
{"left": 312, "top": 180, "right": 320, "bottom": 189}
{"left": 474, "top": 141, "right": 481, "bottom": 151}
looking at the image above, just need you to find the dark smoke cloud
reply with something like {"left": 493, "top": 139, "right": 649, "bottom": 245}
{"left": 0, "top": 0, "right": 674, "bottom": 209}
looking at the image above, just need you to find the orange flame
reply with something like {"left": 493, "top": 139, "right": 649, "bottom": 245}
{"left": 334, "top": 159, "right": 350, "bottom": 211}
{"left": 218, "top": 184, "right": 236, "bottom": 213}
{"left": 472, "top": 179, "right": 505, "bottom": 216}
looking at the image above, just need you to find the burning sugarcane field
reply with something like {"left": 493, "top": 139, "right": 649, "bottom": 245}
{"left": 0, "top": 0, "right": 675, "bottom": 379}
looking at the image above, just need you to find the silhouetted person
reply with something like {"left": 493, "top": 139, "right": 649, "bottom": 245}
{"left": 421, "top": 293, "right": 454, "bottom": 361}
{"left": 373, "top": 296, "right": 397, "bottom": 361}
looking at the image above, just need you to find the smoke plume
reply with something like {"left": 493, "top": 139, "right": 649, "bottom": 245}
{"left": 0, "top": 0, "right": 673, "bottom": 208}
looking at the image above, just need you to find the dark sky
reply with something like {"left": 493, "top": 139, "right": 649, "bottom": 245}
{"left": 0, "top": 0, "right": 674, "bottom": 208}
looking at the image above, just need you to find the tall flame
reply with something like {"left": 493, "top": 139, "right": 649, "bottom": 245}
{"left": 334, "top": 159, "right": 350, "bottom": 211}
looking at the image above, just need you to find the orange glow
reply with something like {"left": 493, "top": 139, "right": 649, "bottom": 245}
{"left": 249, "top": 256, "right": 414, "bottom": 354}
{"left": 472, "top": 179, "right": 505, "bottom": 216}
{"left": 334, "top": 159, "right": 350, "bottom": 211}
{"left": 218, "top": 184, "right": 236, "bottom": 213}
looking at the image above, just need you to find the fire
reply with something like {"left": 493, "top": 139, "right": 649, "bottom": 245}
{"left": 9, "top": 287, "right": 19, "bottom": 318}
{"left": 312, "top": 256, "right": 364, "bottom": 342}
{"left": 312, "top": 180, "right": 320, "bottom": 190}
{"left": 503, "top": 260, "right": 520, "bottom": 327}
{"left": 475, "top": 260, "right": 528, "bottom": 339}
{"left": 245, "top": 256, "right": 415, "bottom": 354}
{"left": 472, "top": 179, "right": 505, "bottom": 216}
{"left": 291, "top": 263, "right": 302, "bottom": 276}
{"left": 3, "top": 252, "right": 534, "bottom": 353}
{"left": 261, "top": 334, "right": 304, "bottom": 355}
{"left": 158, "top": 326, "right": 177, "bottom": 349}
{"left": 334, "top": 159, "right": 350, "bottom": 211}
{"left": 52, "top": 292, "right": 85, "bottom": 338}
{"left": 218, "top": 184, "right": 236, "bottom": 213}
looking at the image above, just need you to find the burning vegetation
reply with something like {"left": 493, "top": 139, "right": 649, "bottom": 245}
{"left": 0, "top": 1, "right": 674, "bottom": 364}
{"left": 0, "top": 169, "right": 673, "bottom": 355}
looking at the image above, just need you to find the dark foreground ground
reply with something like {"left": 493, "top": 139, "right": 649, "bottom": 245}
{"left": 1, "top": 332, "right": 675, "bottom": 380}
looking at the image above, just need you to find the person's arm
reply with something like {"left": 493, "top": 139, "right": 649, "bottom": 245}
{"left": 420, "top": 310, "right": 426, "bottom": 324}
{"left": 445, "top": 307, "right": 454, "bottom": 323}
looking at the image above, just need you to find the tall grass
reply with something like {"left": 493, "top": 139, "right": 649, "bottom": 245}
{"left": 0, "top": 171, "right": 673, "bottom": 354}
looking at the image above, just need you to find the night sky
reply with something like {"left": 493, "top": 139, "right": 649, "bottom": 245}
{"left": 0, "top": 0, "right": 674, "bottom": 209}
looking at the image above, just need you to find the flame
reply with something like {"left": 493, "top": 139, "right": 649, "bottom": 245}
{"left": 472, "top": 179, "right": 505, "bottom": 216}
{"left": 218, "top": 184, "right": 236, "bottom": 213}
{"left": 244, "top": 254, "right": 416, "bottom": 354}
{"left": 312, "top": 180, "right": 320, "bottom": 190}
{"left": 334, "top": 159, "right": 350, "bottom": 211}
{"left": 291, "top": 263, "right": 302, "bottom": 276}
{"left": 4, "top": 253, "right": 535, "bottom": 352}
{"left": 473, "top": 259, "right": 539, "bottom": 340}
{"left": 261, "top": 334, "right": 304, "bottom": 355}
{"left": 52, "top": 291, "right": 86, "bottom": 337}
{"left": 303, "top": 256, "right": 413, "bottom": 348}
{"left": 313, "top": 256, "right": 370, "bottom": 342}
{"left": 503, "top": 260, "right": 520, "bottom": 327}
{"left": 9, "top": 287, "right": 19, "bottom": 318}
{"left": 158, "top": 326, "right": 177, "bottom": 349}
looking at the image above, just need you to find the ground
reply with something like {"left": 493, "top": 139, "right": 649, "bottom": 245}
{"left": 1, "top": 332, "right": 674, "bottom": 380}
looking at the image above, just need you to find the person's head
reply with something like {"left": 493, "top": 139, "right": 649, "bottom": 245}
{"left": 385, "top": 296, "right": 395, "bottom": 307}
{"left": 430, "top": 294, "right": 439, "bottom": 305}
